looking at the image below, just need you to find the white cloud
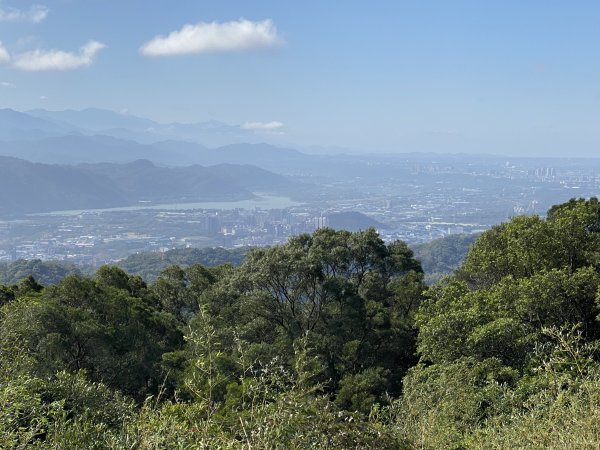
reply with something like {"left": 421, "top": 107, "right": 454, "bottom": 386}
{"left": 0, "top": 81, "right": 15, "bottom": 87}
{"left": 0, "top": 4, "right": 49, "bottom": 23}
{"left": 0, "top": 42, "right": 10, "bottom": 64}
{"left": 140, "top": 18, "right": 283, "bottom": 56}
{"left": 242, "top": 121, "right": 284, "bottom": 131}
{"left": 39, "top": 95, "right": 47, "bottom": 100}
{"left": 12, "top": 41, "right": 105, "bottom": 71}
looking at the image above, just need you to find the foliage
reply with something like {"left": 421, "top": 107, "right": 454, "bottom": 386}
{"left": 0, "top": 269, "right": 182, "bottom": 400}
{"left": 466, "top": 327, "right": 600, "bottom": 449}
{"left": 395, "top": 197, "right": 600, "bottom": 448}
{"left": 3, "top": 201, "right": 600, "bottom": 448}
{"left": 118, "top": 246, "right": 249, "bottom": 282}
{"left": 412, "top": 233, "right": 479, "bottom": 284}
{"left": 197, "top": 227, "right": 427, "bottom": 409}
{"left": 0, "top": 247, "right": 247, "bottom": 290}
{"left": 0, "top": 259, "right": 83, "bottom": 286}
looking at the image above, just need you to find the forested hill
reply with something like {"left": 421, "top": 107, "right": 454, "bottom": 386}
{"left": 412, "top": 233, "right": 479, "bottom": 283}
{"left": 3, "top": 199, "right": 600, "bottom": 447}
{"left": 0, "top": 234, "right": 471, "bottom": 286}
{"left": 0, "top": 247, "right": 248, "bottom": 285}
{"left": 117, "top": 246, "right": 249, "bottom": 281}
{"left": 0, "top": 156, "right": 296, "bottom": 216}
{"left": 0, "top": 259, "right": 84, "bottom": 285}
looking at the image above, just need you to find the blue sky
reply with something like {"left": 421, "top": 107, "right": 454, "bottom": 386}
{"left": 0, "top": 0, "right": 599, "bottom": 155}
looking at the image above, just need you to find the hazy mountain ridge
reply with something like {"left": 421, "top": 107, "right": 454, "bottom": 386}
{"left": 0, "top": 156, "right": 128, "bottom": 215}
{"left": 0, "top": 135, "right": 172, "bottom": 165}
{"left": 24, "top": 108, "right": 278, "bottom": 147}
{"left": 27, "top": 108, "right": 157, "bottom": 131}
{"left": 78, "top": 159, "right": 294, "bottom": 202}
{"left": 0, "top": 156, "right": 296, "bottom": 216}
{"left": 2, "top": 108, "right": 511, "bottom": 180}
{"left": 0, "top": 131, "right": 310, "bottom": 170}
{"left": 0, "top": 109, "right": 78, "bottom": 140}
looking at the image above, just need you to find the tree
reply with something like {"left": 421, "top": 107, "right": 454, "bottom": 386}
{"left": 150, "top": 263, "right": 220, "bottom": 323}
{"left": 0, "top": 273, "right": 182, "bottom": 399}
{"left": 398, "top": 197, "right": 600, "bottom": 447}
{"left": 190, "top": 227, "right": 426, "bottom": 406}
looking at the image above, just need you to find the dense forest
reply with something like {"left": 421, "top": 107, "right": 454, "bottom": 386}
{"left": 0, "top": 247, "right": 250, "bottom": 286}
{"left": 2, "top": 198, "right": 600, "bottom": 448}
{"left": 0, "top": 259, "right": 84, "bottom": 286}
{"left": 412, "top": 233, "right": 479, "bottom": 284}
{"left": 0, "top": 236, "right": 473, "bottom": 287}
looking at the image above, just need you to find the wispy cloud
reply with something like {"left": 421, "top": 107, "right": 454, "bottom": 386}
{"left": 12, "top": 41, "right": 105, "bottom": 71}
{"left": 0, "top": 81, "right": 15, "bottom": 88}
{"left": 0, "top": 42, "right": 9, "bottom": 63}
{"left": 140, "top": 18, "right": 283, "bottom": 56}
{"left": 0, "top": 4, "right": 49, "bottom": 23}
{"left": 242, "top": 121, "right": 284, "bottom": 131}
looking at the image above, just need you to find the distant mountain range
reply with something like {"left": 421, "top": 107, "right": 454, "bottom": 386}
{"left": 0, "top": 156, "right": 296, "bottom": 216}
{"left": 0, "top": 107, "right": 312, "bottom": 169}
{"left": 0, "top": 109, "right": 75, "bottom": 140}
{"left": 0, "top": 108, "right": 367, "bottom": 216}
{"left": 0, "top": 109, "right": 394, "bottom": 181}
{"left": 0, "top": 134, "right": 314, "bottom": 172}
{"left": 0, "top": 108, "right": 454, "bottom": 180}
{"left": 0, "top": 108, "right": 285, "bottom": 148}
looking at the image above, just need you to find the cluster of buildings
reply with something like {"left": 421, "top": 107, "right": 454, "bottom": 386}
{"left": 2, "top": 156, "right": 600, "bottom": 265}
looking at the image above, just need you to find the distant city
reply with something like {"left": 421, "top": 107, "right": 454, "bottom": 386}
{"left": 1, "top": 153, "right": 598, "bottom": 265}
{"left": 1, "top": 108, "right": 598, "bottom": 265}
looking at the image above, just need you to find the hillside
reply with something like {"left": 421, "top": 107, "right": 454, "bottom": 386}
{"left": 0, "top": 259, "right": 84, "bottom": 285}
{"left": 2, "top": 200, "right": 600, "bottom": 448}
{"left": 0, "top": 248, "right": 248, "bottom": 285}
{"left": 412, "top": 233, "right": 479, "bottom": 283}
{"left": 78, "top": 160, "right": 293, "bottom": 203}
{"left": 0, "top": 135, "right": 177, "bottom": 165}
{"left": 0, "top": 133, "right": 311, "bottom": 167}
{"left": 0, "top": 157, "right": 295, "bottom": 216}
{"left": 0, "top": 156, "right": 128, "bottom": 215}
{"left": 117, "top": 246, "right": 249, "bottom": 281}
{"left": 0, "top": 233, "right": 471, "bottom": 285}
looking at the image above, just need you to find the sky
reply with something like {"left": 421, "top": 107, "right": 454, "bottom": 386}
{"left": 0, "top": 0, "right": 599, "bottom": 156}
